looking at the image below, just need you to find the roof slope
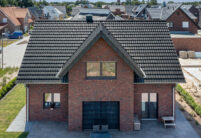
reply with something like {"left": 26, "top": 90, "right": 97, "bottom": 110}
{"left": 147, "top": 3, "right": 197, "bottom": 21}
{"left": 0, "top": 7, "right": 21, "bottom": 26}
{"left": 17, "top": 20, "right": 185, "bottom": 84}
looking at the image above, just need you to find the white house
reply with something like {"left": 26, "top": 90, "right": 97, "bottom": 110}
{"left": 43, "top": 6, "right": 64, "bottom": 20}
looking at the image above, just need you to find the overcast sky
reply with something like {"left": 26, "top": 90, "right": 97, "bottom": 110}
{"left": 36, "top": 0, "right": 201, "bottom": 3}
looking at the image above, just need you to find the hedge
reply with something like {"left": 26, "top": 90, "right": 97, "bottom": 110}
{"left": 0, "top": 77, "right": 16, "bottom": 100}
{"left": 176, "top": 84, "right": 201, "bottom": 117}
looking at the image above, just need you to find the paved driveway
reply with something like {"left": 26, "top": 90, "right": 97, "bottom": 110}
{"left": 25, "top": 105, "right": 199, "bottom": 138}
{"left": 0, "top": 37, "right": 29, "bottom": 68}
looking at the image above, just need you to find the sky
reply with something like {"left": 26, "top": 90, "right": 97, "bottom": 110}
{"left": 36, "top": 0, "right": 201, "bottom": 3}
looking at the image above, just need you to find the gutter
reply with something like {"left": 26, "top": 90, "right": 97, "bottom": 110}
{"left": 25, "top": 85, "right": 29, "bottom": 122}
{"left": 173, "top": 87, "right": 175, "bottom": 119}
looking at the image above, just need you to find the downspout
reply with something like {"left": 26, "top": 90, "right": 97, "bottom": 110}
{"left": 25, "top": 84, "right": 29, "bottom": 122}
{"left": 173, "top": 86, "right": 175, "bottom": 119}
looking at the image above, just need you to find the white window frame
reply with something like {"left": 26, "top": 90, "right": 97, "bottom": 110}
{"left": 182, "top": 21, "right": 189, "bottom": 28}
{"left": 2, "top": 18, "right": 7, "bottom": 23}
{"left": 167, "top": 22, "right": 173, "bottom": 28}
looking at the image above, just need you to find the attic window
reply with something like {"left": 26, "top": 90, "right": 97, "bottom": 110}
{"left": 134, "top": 72, "right": 144, "bottom": 83}
{"left": 86, "top": 61, "right": 116, "bottom": 79}
{"left": 177, "top": 12, "right": 180, "bottom": 15}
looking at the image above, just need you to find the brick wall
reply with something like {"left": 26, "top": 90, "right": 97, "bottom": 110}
{"left": 167, "top": 8, "right": 198, "bottom": 34}
{"left": 172, "top": 37, "right": 201, "bottom": 52}
{"left": 28, "top": 84, "right": 68, "bottom": 121}
{"left": 68, "top": 38, "right": 134, "bottom": 131}
{"left": 134, "top": 84, "right": 174, "bottom": 119}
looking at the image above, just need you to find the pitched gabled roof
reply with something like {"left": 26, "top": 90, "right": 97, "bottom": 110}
{"left": 53, "top": 6, "right": 66, "bottom": 15}
{"left": 181, "top": 5, "right": 197, "bottom": 20}
{"left": 133, "top": 4, "right": 147, "bottom": 17}
{"left": 28, "top": 7, "right": 44, "bottom": 19}
{"left": 147, "top": 4, "right": 198, "bottom": 21}
{"left": 0, "top": 7, "right": 21, "bottom": 26}
{"left": 57, "top": 23, "right": 145, "bottom": 78}
{"left": 17, "top": 20, "right": 185, "bottom": 84}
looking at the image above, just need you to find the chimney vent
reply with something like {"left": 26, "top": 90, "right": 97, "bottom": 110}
{"left": 86, "top": 15, "right": 93, "bottom": 22}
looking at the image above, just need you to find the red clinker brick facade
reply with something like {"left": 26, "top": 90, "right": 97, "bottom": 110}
{"left": 167, "top": 8, "right": 198, "bottom": 34}
{"left": 134, "top": 84, "right": 175, "bottom": 119}
{"left": 172, "top": 37, "right": 201, "bottom": 52}
{"left": 28, "top": 84, "right": 68, "bottom": 121}
{"left": 68, "top": 38, "right": 134, "bottom": 131}
{"left": 28, "top": 38, "right": 175, "bottom": 132}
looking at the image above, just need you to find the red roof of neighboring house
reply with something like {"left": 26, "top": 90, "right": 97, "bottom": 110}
{"left": 28, "top": 18, "right": 33, "bottom": 23}
{"left": 0, "top": 7, "right": 30, "bottom": 26}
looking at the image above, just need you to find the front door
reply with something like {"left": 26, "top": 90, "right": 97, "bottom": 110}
{"left": 83, "top": 101, "right": 119, "bottom": 129}
{"left": 141, "top": 93, "right": 158, "bottom": 119}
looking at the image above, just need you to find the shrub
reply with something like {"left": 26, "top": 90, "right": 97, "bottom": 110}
{"left": 2, "top": 77, "right": 7, "bottom": 87}
{"left": 176, "top": 84, "right": 201, "bottom": 117}
{"left": 0, "top": 77, "right": 16, "bottom": 100}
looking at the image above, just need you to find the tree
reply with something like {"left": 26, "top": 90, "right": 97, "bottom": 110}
{"left": 149, "top": 0, "right": 157, "bottom": 5}
{"left": 167, "top": 1, "right": 174, "bottom": 4}
{"left": 66, "top": 5, "right": 72, "bottom": 15}
{"left": 21, "top": 0, "right": 34, "bottom": 7}
{"left": 142, "top": 0, "right": 145, "bottom": 4}
{"left": 0, "top": 0, "right": 7, "bottom": 7}
{"left": 94, "top": 1, "right": 105, "bottom": 8}
{"left": 132, "top": 0, "right": 140, "bottom": 5}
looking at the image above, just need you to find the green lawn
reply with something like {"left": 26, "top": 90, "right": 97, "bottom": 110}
{"left": 0, "top": 84, "right": 28, "bottom": 138}
{"left": 0, "top": 39, "right": 18, "bottom": 47}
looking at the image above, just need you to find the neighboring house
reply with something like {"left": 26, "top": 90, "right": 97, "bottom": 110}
{"left": 182, "top": 5, "right": 199, "bottom": 20}
{"left": 28, "top": 7, "right": 44, "bottom": 21}
{"left": 53, "top": 6, "right": 67, "bottom": 18}
{"left": 196, "top": 5, "right": 201, "bottom": 27}
{"left": 0, "top": 7, "right": 33, "bottom": 33}
{"left": 146, "top": 3, "right": 199, "bottom": 34}
{"left": 0, "top": 23, "right": 8, "bottom": 34}
{"left": 132, "top": 4, "right": 148, "bottom": 19}
{"left": 43, "top": 6, "right": 65, "bottom": 20}
{"left": 17, "top": 20, "right": 184, "bottom": 131}
{"left": 105, "top": 5, "right": 126, "bottom": 15}
{"left": 72, "top": 8, "right": 123, "bottom": 20}
{"left": 124, "top": 5, "right": 136, "bottom": 19}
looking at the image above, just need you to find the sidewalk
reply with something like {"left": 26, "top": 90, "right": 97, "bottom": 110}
{"left": 1, "top": 36, "right": 29, "bottom": 67}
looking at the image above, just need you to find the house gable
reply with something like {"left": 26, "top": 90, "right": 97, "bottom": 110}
{"left": 167, "top": 8, "right": 199, "bottom": 33}
{"left": 57, "top": 23, "right": 145, "bottom": 79}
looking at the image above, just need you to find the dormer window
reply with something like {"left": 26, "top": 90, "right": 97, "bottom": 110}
{"left": 86, "top": 61, "right": 116, "bottom": 79}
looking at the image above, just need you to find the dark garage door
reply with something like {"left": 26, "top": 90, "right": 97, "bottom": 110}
{"left": 83, "top": 101, "right": 119, "bottom": 129}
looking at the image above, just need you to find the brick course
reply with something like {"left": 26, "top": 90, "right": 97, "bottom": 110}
{"left": 28, "top": 84, "right": 68, "bottom": 121}
{"left": 172, "top": 37, "right": 201, "bottom": 52}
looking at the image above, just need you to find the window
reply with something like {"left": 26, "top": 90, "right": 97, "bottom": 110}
{"left": 86, "top": 61, "right": 116, "bottom": 79}
{"left": 167, "top": 22, "right": 173, "bottom": 28}
{"left": 44, "top": 93, "right": 60, "bottom": 109}
{"left": 2, "top": 18, "right": 7, "bottom": 23}
{"left": 182, "top": 21, "right": 189, "bottom": 28}
{"left": 141, "top": 93, "right": 158, "bottom": 119}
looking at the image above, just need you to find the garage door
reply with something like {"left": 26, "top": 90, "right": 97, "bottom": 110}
{"left": 83, "top": 101, "right": 119, "bottom": 129}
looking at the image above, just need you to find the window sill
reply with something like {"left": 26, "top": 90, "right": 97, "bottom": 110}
{"left": 43, "top": 107, "right": 60, "bottom": 110}
{"left": 86, "top": 77, "right": 117, "bottom": 80}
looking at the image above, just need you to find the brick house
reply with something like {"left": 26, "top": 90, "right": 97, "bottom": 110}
{"left": 0, "top": 7, "right": 33, "bottom": 33}
{"left": 146, "top": 3, "right": 200, "bottom": 34}
{"left": 17, "top": 20, "right": 185, "bottom": 131}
